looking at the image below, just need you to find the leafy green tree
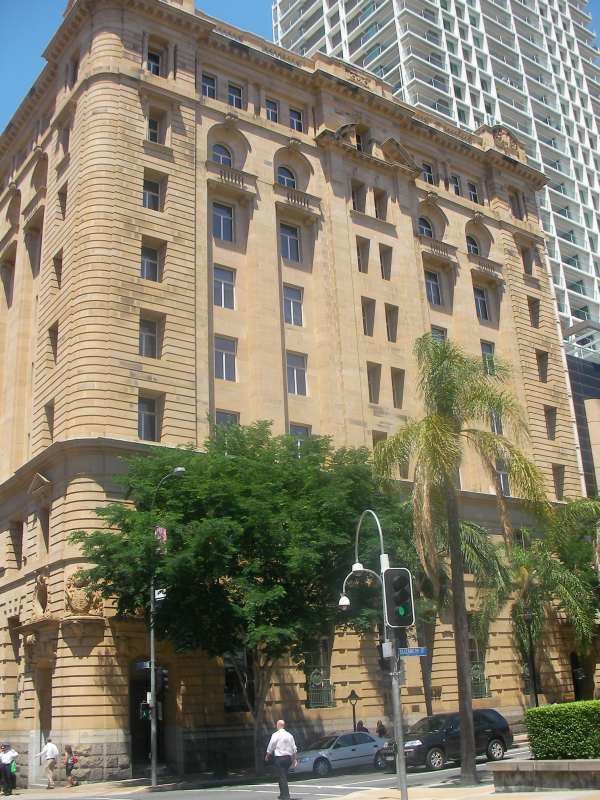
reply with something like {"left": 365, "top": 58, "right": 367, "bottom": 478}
{"left": 374, "top": 334, "right": 545, "bottom": 783}
{"left": 73, "top": 422, "right": 407, "bottom": 772}
{"left": 472, "top": 499, "right": 600, "bottom": 701}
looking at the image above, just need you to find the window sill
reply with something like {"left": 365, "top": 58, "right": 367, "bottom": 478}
{"left": 350, "top": 209, "right": 396, "bottom": 232}
{"left": 143, "top": 140, "right": 174, "bottom": 161}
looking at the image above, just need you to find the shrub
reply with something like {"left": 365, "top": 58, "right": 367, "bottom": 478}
{"left": 526, "top": 701, "right": 600, "bottom": 759}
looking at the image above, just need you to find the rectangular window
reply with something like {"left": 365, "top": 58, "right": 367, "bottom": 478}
{"left": 391, "top": 368, "right": 405, "bottom": 408}
{"left": 213, "top": 202, "right": 234, "bottom": 241}
{"left": 280, "top": 223, "right": 300, "bottom": 262}
{"left": 216, "top": 409, "right": 239, "bottom": 426}
{"left": 367, "top": 362, "right": 381, "bottom": 403}
{"left": 148, "top": 116, "right": 160, "bottom": 143}
{"left": 138, "top": 395, "right": 159, "bottom": 441}
{"left": 139, "top": 317, "right": 159, "bottom": 358}
{"left": 521, "top": 247, "right": 534, "bottom": 275}
{"left": 228, "top": 83, "right": 243, "bottom": 108}
{"left": 290, "top": 423, "right": 311, "bottom": 440}
{"left": 491, "top": 410, "right": 503, "bottom": 435}
{"left": 53, "top": 250, "right": 63, "bottom": 289}
{"left": 45, "top": 400, "right": 55, "bottom": 442}
{"left": 287, "top": 352, "right": 307, "bottom": 395}
{"left": 528, "top": 297, "right": 540, "bottom": 327}
{"left": 468, "top": 181, "right": 480, "bottom": 203}
{"left": 58, "top": 185, "right": 68, "bottom": 219}
{"left": 357, "top": 237, "right": 369, "bottom": 273}
{"left": 143, "top": 179, "right": 161, "bottom": 211}
{"left": 385, "top": 304, "right": 399, "bottom": 342}
{"left": 9, "top": 521, "right": 23, "bottom": 570}
{"left": 481, "top": 340, "right": 495, "bottom": 374}
{"left": 544, "top": 405, "right": 557, "bottom": 439}
{"left": 351, "top": 181, "right": 367, "bottom": 213}
{"left": 552, "top": 464, "right": 565, "bottom": 500}
{"left": 266, "top": 98, "right": 279, "bottom": 122}
{"left": 425, "top": 270, "right": 442, "bottom": 306}
{"left": 431, "top": 325, "right": 447, "bottom": 342}
{"left": 147, "top": 50, "right": 162, "bottom": 77}
{"left": 214, "top": 266, "right": 235, "bottom": 309}
{"left": 283, "top": 284, "right": 303, "bottom": 326}
{"left": 422, "top": 163, "right": 435, "bottom": 184}
{"left": 215, "top": 336, "right": 237, "bottom": 381}
{"left": 474, "top": 286, "right": 490, "bottom": 321}
{"left": 379, "top": 244, "right": 392, "bottom": 280}
{"left": 450, "top": 175, "right": 462, "bottom": 195}
{"left": 141, "top": 246, "right": 160, "bottom": 281}
{"left": 497, "top": 460, "right": 511, "bottom": 496}
{"left": 48, "top": 322, "right": 58, "bottom": 363}
{"left": 372, "top": 430, "right": 387, "bottom": 448}
{"left": 374, "top": 189, "right": 388, "bottom": 221}
{"left": 202, "top": 73, "right": 217, "bottom": 98}
{"left": 290, "top": 108, "right": 303, "bottom": 132}
{"left": 361, "top": 297, "right": 375, "bottom": 336}
{"left": 536, "top": 350, "right": 549, "bottom": 382}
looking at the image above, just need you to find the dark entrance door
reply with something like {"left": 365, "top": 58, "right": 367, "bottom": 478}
{"left": 570, "top": 652, "right": 585, "bottom": 701}
{"left": 129, "top": 661, "right": 165, "bottom": 773}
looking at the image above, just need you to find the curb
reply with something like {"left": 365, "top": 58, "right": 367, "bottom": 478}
{"left": 149, "top": 776, "right": 278, "bottom": 792}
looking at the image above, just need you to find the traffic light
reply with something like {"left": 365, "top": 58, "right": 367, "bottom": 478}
{"left": 156, "top": 667, "right": 169, "bottom": 695}
{"left": 139, "top": 701, "right": 151, "bottom": 721}
{"left": 383, "top": 567, "right": 415, "bottom": 628}
{"left": 376, "top": 643, "right": 390, "bottom": 672}
{"left": 161, "top": 667, "right": 169, "bottom": 692}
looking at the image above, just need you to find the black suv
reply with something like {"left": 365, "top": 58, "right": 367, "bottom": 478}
{"left": 376, "top": 709, "right": 513, "bottom": 771}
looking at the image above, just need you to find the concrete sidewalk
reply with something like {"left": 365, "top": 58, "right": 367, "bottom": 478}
{"left": 342, "top": 787, "right": 600, "bottom": 800}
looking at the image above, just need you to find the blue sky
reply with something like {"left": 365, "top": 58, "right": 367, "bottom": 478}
{"left": 1, "top": 0, "right": 600, "bottom": 132}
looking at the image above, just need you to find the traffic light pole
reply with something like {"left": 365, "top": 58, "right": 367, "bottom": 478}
{"left": 339, "top": 510, "right": 409, "bottom": 800}
{"left": 390, "top": 634, "right": 408, "bottom": 800}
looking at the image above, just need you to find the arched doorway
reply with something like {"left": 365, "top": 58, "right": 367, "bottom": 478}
{"left": 129, "top": 659, "right": 166, "bottom": 774}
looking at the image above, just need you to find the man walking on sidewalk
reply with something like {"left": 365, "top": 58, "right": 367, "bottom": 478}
{"left": 35, "top": 739, "right": 59, "bottom": 789}
{"left": 266, "top": 720, "right": 297, "bottom": 800}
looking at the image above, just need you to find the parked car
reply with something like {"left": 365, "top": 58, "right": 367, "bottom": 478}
{"left": 291, "top": 731, "right": 390, "bottom": 776}
{"left": 375, "top": 709, "right": 513, "bottom": 771}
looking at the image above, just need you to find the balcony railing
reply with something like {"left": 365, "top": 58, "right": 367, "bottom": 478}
{"left": 305, "top": 667, "right": 336, "bottom": 708}
{"left": 471, "top": 662, "right": 491, "bottom": 699}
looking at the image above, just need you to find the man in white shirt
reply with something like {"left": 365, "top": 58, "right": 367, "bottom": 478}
{"left": 266, "top": 720, "right": 297, "bottom": 800}
{"left": 35, "top": 739, "right": 59, "bottom": 789}
{"left": 0, "top": 744, "right": 18, "bottom": 796}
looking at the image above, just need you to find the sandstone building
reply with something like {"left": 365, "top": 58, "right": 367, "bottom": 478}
{"left": 0, "top": 0, "right": 588, "bottom": 783}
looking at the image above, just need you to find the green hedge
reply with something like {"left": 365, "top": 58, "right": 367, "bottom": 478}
{"left": 526, "top": 701, "right": 600, "bottom": 759}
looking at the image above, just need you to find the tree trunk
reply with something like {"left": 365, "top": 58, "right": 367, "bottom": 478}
{"left": 446, "top": 489, "right": 477, "bottom": 784}
{"left": 416, "top": 615, "right": 436, "bottom": 717}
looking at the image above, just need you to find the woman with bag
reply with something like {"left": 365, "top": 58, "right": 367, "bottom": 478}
{"left": 0, "top": 744, "right": 18, "bottom": 796}
{"left": 64, "top": 746, "right": 78, "bottom": 787}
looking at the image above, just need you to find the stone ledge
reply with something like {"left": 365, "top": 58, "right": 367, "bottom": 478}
{"left": 491, "top": 760, "right": 600, "bottom": 792}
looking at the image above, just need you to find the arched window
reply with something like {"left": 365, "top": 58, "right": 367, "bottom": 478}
{"left": 466, "top": 235, "right": 480, "bottom": 255}
{"left": 277, "top": 166, "right": 296, "bottom": 189}
{"left": 418, "top": 217, "right": 433, "bottom": 238}
{"left": 212, "top": 144, "right": 232, "bottom": 167}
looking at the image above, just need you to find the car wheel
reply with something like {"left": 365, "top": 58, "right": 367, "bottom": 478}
{"left": 425, "top": 747, "right": 446, "bottom": 771}
{"left": 374, "top": 751, "right": 387, "bottom": 770}
{"left": 487, "top": 738, "right": 505, "bottom": 762}
{"left": 313, "top": 758, "right": 331, "bottom": 778}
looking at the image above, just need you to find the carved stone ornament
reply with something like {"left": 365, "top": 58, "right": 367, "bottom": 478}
{"left": 344, "top": 66, "right": 370, "bottom": 87}
{"left": 65, "top": 574, "right": 103, "bottom": 617}
{"left": 424, "top": 191, "right": 440, "bottom": 206}
{"left": 287, "top": 137, "right": 302, "bottom": 150}
{"left": 33, "top": 573, "right": 49, "bottom": 617}
{"left": 471, "top": 211, "right": 485, "bottom": 225}
{"left": 492, "top": 126, "right": 526, "bottom": 162}
{"left": 223, "top": 112, "right": 239, "bottom": 128}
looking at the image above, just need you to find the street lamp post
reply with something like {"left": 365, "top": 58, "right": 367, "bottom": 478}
{"left": 348, "top": 689, "right": 360, "bottom": 732}
{"left": 523, "top": 609, "right": 539, "bottom": 708}
{"left": 338, "top": 510, "right": 408, "bottom": 800}
{"left": 149, "top": 466, "right": 186, "bottom": 788}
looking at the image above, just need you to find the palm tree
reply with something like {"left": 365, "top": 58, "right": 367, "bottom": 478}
{"left": 374, "top": 334, "right": 546, "bottom": 783}
{"left": 471, "top": 500, "right": 599, "bottom": 703}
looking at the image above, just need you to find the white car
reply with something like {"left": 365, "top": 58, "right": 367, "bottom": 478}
{"left": 291, "top": 731, "right": 390, "bottom": 777}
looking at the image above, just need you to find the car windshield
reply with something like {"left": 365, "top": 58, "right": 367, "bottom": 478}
{"left": 305, "top": 736, "right": 337, "bottom": 751}
{"left": 409, "top": 716, "right": 451, "bottom": 735}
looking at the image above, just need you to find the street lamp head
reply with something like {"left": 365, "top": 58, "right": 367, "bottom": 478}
{"left": 338, "top": 593, "right": 351, "bottom": 610}
{"left": 171, "top": 466, "right": 186, "bottom": 477}
{"left": 348, "top": 689, "right": 360, "bottom": 704}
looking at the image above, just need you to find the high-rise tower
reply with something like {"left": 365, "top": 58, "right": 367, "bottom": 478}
{"left": 273, "top": 0, "right": 600, "bottom": 358}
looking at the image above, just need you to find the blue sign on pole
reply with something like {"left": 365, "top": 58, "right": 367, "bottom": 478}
{"left": 397, "top": 646, "right": 428, "bottom": 657}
